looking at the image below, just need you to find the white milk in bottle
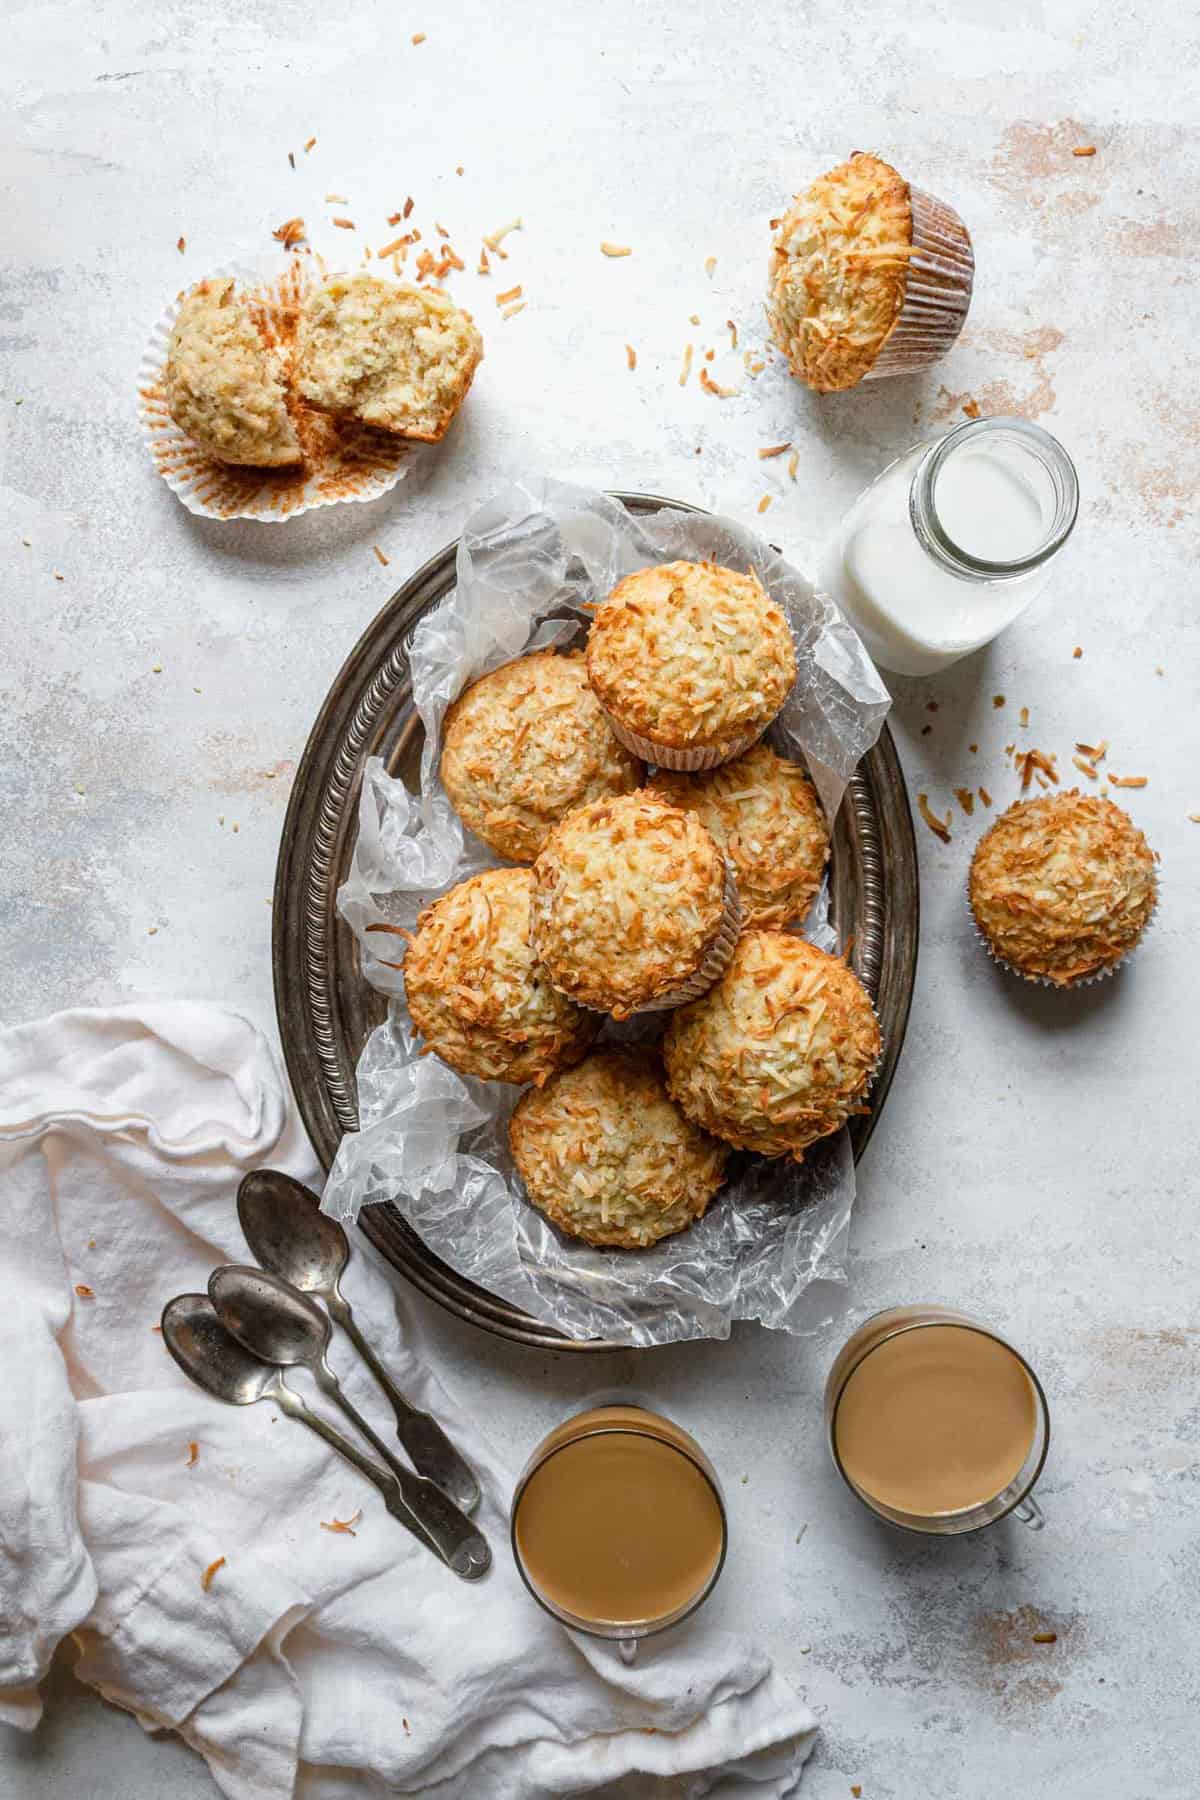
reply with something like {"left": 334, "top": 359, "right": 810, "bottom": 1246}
{"left": 822, "top": 417, "right": 1079, "bottom": 677}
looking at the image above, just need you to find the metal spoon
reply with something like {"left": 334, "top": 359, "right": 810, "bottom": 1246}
{"left": 160, "top": 1293, "right": 448, "bottom": 1570}
{"left": 208, "top": 1265, "right": 490, "bottom": 1581}
{"left": 237, "top": 1169, "right": 480, "bottom": 1515}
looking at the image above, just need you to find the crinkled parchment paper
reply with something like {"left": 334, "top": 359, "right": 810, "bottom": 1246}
{"left": 324, "top": 475, "right": 891, "bottom": 1346}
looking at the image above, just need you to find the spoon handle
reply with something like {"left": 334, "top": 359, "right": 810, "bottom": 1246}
{"left": 272, "top": 1385, "right": 442, "bottom": 1562}
{"left": 327, "top": 1286, "right": 482, "bottom": 1516}
{"left": 310, "top": 1364, "right": 491, "bottom": 1581}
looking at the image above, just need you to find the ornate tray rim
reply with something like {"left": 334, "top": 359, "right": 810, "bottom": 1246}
{"left": 273, "top": 491, "right": 920, "bottom": 1351}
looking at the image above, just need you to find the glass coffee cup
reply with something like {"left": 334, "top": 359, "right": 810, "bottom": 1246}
{"left": 825, "top": 1306, "right": 1050, "bottom": 1535}
{"left": 511, "top": 1395, "right": 727, "bottom": 1661}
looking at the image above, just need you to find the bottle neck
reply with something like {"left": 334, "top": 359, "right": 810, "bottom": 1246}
{"left": 908, "top": 417, "right": 1079, "bottom": 585}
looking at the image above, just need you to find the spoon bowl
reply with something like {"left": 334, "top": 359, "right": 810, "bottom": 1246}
{"left": 209, "top": 1264, "right": 334, "bottom": 1369}
{"left": 162, "top": 1293, "right": 281, "bottom": 1406}
{"left": 238, "top": 1169, "right": 348, "bottom": 1296}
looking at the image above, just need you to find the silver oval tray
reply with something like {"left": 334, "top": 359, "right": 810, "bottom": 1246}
{"left": 273, "top": 493, "right": 920, "bottom": 1350}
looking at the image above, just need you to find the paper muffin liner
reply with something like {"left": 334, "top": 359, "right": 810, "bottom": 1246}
{"left": 603, "top": 713, "right": 770, "bottom": 774}
{"left": 137, "top": 257, "right": 411, "bottom": 522}
{"left": 633, "top": 858, "right": 743, "bottom": 1014}
{"left": 966, "top": 873, "right": 1159, "bottom": 991}
{"left": 864, "top": 185, "right": 975, "bottom": 382}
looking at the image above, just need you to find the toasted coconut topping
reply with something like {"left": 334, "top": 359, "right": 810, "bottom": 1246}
{"left": 440, "top": 649, "right": 643, "bottom": 863}
{"left": 625, "top": 343, "right": 637, "bottom": 370}
{"left": 767, "top": 153, "right": 914, "bottom": 393}
{"left": 758, "top": 442, "right": 791, "bottom": 458}
{"left": 664, "top": 932, "right": 879, "bottom": 1162}
{"left": 969, "top": 790, "right": 1157, "bottom": 986}
{"left": 586, "top": 560, "right": 796, "bottom": 755}
{"left": 954, "top": 786, "right": 976, "bottom": 816}
{"left": 510, "top": 1047, "right": 728, "bottom": 1249}
{"left": 917, "top": 793, "right": 951, "bottom": 843}
{"left": 403, "top": 868, "right": 597, "bottom": 1084}
{"left": 650, "top": 744, "right": 829, "bottom": 929}
{"left": 530, "top": 792, "right": 728, "bottom": 1017}
{"left": 600, "top": 242, "right": 632, "bottom": 257}
{"left": 757, "top": 494, "right": 772, "bottom": 512}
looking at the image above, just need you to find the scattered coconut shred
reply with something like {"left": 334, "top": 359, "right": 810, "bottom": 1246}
{"left": 917, "top": 793, "right": 952, "bottom": 843}
{"left": 600, "top": 242, "right": 632, "bottom": 258}
{"left": 201, "top": 1556, "right": 226, "bottom": 1593}
{"left": 321, "top": 1510, "right": 362, "bottom": 1537}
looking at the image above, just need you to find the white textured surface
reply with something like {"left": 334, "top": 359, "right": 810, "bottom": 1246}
{"left": 2, "top": 2, "right": 1198, "bottom": 1796}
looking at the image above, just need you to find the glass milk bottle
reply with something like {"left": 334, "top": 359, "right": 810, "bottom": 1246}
{"left": 821, "top": 417, "right": 1079, "bottom": 677}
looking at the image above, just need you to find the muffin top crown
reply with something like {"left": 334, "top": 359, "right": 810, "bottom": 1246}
{"left": 767, "top": 153, "right": 913, "bottom": 393}
{"left": 440, "top": 650, "right": 643, "bottom": 863}
{"left": 530, "top": 791, "right": 729, "bottom": 1017}
{"left": 399, "top": 867, "right": 597, "bottom": 1085}
{"left": 509, "top": 1046, "right": 728, "bottom": 1249}
{"left": 650, "top": 743, "right": 829, "bottom": 929}
{"left": 586, "top": 560, "right": 796, "bottom": 754}
{"left": 664, "top": 931, "right": 880, "bottom": 1161}
{"left": 969, "top": 790, "right": 1157, "bottom": 986}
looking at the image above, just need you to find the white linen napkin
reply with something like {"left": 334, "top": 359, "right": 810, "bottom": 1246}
{"left": 0, "top": 1001, "right": 817, "bottom": 1798}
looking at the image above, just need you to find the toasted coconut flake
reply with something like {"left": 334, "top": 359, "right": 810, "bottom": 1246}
{"left": 727, "top": 319, "right": 739, "bottom": 347}
{"left": 758, "top": 442, "right": 791, "bottom": 459}
{"left": 1188, "top": 813, "right": 1200, "bottom": 823}
{"left": 177, "top": 235, "right": 186, "bottom": 253}
{"left": 377, "top": 237, "right": 406, "bottom": 259}
{"left": 699, "top": 368, "right": 737, "bottom": 398}
{"left": 303, "top": 136, "right": 317, "bottom": 152}
{"left": 1073, "top": 645, "right": 1082, "bottom": 657}
{"left": 74, "top": 1283, "right": 95, "bottom": 1298}
{"left": 186, "top": 1441, "right": 199, "bottom": 1467}
{"left": 1072, "top": 145, "right": 1096, "bottom": 156}
{"left": 787, "top": 450, "right": 799, "bottom": 482}
{"left": 917, "top": 793, "right": 951, "bottom": 843}
{"left": 625, "top": 344, "right": 637, "bottom": 370}
{"left": 679, "top": 343, "right": 694, "bottom": 386}
{"left": 324, "top": 193, "right": 348, "bottom": 205}
{"left": 373, "top": 545, "right": 389, "bottom": 567}
{"left": 495, "top": 284, "right": 522, "bottom": 306}
{"left": 477, "top": 245, "right": 491, "bottom": 274}
{"left": 757, "top": 494, "right": 772, "bottom": 513}
{"left": 501, "top": 300, "right": 525, "bottom": 320}
{"left": 1072, "top": 756, "right": 1099, "bottom": 780}
{"left": 1110, "top": 774, "right": 1148, "bottom": 788}
{"left": 993, "top": 694, "right": 1006, "bottom": 708}
{"left": 1019, "top": 705, "right": 1030, "bottom": 727}
{"left": 979, "top": 786, "right": 992, "bottom": 806}
{"left": 704, "top": 256, "right": 717, "bottom": 275}
{"left": 484, "top": 218, "right": 522, "bottom": 253}
{"left": 962, "top": 398, "right": 981, "bottom": 419}
{"left": 1075, "top": 739, "right": 1107, "bottom": 761}
{"left": 954, "top": 787, "right": 976, "bottom": 816}
{"left": 1016, "top": 748, "right": 1059, "bottom": 791}
{"left": 320, "top": 1509, "right": 363, "bottom": 1536}
{"left": 411, "top": 30, "right": 426, "bottom": 43}
{"left": 272, "top": 217, "right": 306, "bottom": 249}
{"left": 201, "top": 1556, "right": 226, "bottom": 1592}
{"left": 332, "top": 217, "right": 355, "bottom": 230}
{"left": 600, "top": 242, "right": 632, "bottom": 257}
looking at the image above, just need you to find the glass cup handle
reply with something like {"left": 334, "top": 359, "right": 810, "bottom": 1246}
{"left": 1013, "top": 1494, "right": 1046, "bottom": 1531}
{"left": 619, "top": 1637, "right": 638, "bottom": 1665}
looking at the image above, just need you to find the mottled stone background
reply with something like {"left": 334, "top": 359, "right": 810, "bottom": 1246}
{"left": 2, "top": 1, "right": 1197, "bottom": 1794}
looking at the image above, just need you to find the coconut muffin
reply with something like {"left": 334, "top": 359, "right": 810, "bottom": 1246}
{"left": 650, "top": 744, "right": 829, "bottom": 929}
{"left": 296, "top": 274, "right": 483, "bottom": 441}
{"left": 768, "top": 152, "right": 974, "bottom": 393}
{"left": 440, "top": 651, "right": 644, "bottom": 863}
{"left": 586, "top": 561, "right": 797, "bottom": 771}
{"left": 664, "top": 931, "right": 880, "bottom": 1161}
{"left": 969, "top": 790, "right": 1157, "bottom": 988}
{"left": 530, "top": 792, "right": 739, "bottom": 1019}
{"left": 164, "top": 278, "right": 302, "bottom": 468}
{"left": 509, "top": 1047, "right": 729, "bottom": 1248}
{"left": 391, "top": 868, "right": 597, "bottom": 1085}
